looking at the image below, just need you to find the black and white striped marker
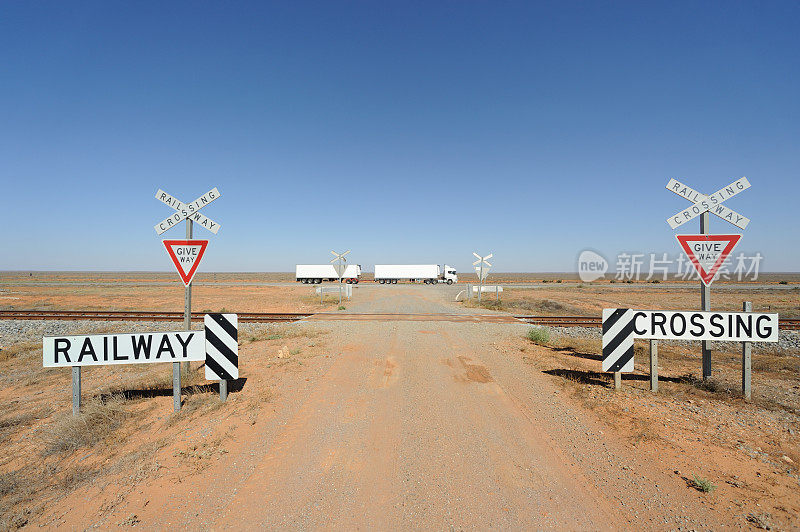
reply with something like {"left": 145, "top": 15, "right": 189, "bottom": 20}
{"left": 205, "top": 313, "right": 238, "bottom": 380}
{"left": 602, "top": 308, "right": 635, "bottom": 372}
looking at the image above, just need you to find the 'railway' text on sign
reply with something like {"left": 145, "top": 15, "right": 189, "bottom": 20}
{"left": 43, "top": 331, "right": 205, "bottom": 368}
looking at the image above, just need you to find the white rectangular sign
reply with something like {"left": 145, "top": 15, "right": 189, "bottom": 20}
{"left": 43, "top": 330, "right": 206, "bottom": 368}
{"left": 155, "top": 188, "right": 220, "bottom": 215}
{"left": 155, "top": 210, "right": 221, "bottom": 235}
{"left": 627, "top": 310, "right": 778, "bottom": 342}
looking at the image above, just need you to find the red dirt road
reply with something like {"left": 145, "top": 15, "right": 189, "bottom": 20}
{"left": 40, "top": 286, "right": 730, "bottom": 529}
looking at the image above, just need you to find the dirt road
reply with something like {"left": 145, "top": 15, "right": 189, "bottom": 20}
{"left": 42, "top": 285, "right": 731, "bottom": 529}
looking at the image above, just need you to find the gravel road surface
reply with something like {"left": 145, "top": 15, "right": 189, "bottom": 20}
{"left": 33, "top": 285, "right": 734, "bottom": 528}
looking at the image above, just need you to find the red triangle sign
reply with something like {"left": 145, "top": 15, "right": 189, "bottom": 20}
{"left": 676, "top": 234, "right": 741, "bottom": 286}
{"left": 163, "top": 239, "right": 209, "bottom": 286}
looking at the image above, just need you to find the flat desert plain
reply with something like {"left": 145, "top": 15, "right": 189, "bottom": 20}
{"left": 0, "top": 272, "right": 798, "bottom": 529}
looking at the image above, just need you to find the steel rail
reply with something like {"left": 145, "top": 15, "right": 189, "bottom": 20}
{"left": 0, "top": 310, "right": 797, "bottom": 329}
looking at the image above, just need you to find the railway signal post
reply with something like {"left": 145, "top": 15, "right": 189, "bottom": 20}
{"left": 472, "top": 252, "right": 492, "bottom": 303}
{"left": 665, "top": 177, "right": 750, "bottom": 380}
{"left": 154, "top": 187, "right": 221, "bottom": 411}
{"left": 330, "top": 250, "right": 350, "bottom": 305}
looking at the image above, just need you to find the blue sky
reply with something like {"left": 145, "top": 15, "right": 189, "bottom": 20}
{"left": 2, "top": 1, "right": 798, "bottom": 272}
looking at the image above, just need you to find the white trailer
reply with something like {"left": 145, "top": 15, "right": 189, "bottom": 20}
{"left": 374, "top": 264, "right": 457, "bottom": 285}
{"left": 296, "top": 264, "right": 361, "bottom": 284}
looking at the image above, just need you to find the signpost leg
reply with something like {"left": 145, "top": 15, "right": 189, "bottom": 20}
{"left": 650, "top": 339, "right": 658, "bottom": 392}
{"left": 173, "top": 361, "right": 181, "bottom": 412}
{"left": 72, "top": 366, "right": 81, "bottom": 415}
{"left": 700, "top": 211, "right": 712, "bottom": 380}
{"left": 220, "top": 379, "right": 228, "bottom": 402}
{"left": 478, "top": 266, "right": 483, "bottom": 303}
{"left": 184, "top": 219, "right": 193, "bottom": 373}
{"left": 613, "top": 371, "right": 621, "bottom": 390}
{"left": 742, "top": 301, "right": 752, "bottom": 401}
{"left": 496, "top": 285, "right": 499, "bottom": 302}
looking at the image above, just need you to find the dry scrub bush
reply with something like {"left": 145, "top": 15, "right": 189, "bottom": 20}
{"left": 42, "top": 395, "right": 128, "bottom": 455}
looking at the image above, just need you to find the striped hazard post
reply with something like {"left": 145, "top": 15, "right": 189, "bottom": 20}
{"left": 602, "top": 309, "right": 635, "bottom": 389}
{"left": 204, "top": 313, "right": 238, "bottom": 401}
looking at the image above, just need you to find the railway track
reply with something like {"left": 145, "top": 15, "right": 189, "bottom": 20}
{"left": 0, "top": 310, "right": 311, "bottom": 323}
{"left": 0, "top": 310, "right": 798, "bottom": 329}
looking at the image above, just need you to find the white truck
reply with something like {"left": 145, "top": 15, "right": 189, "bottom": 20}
{"left": 296, "top": 264, "right": 361, "bottom": 284}
{"left": 374, "top": 264, "right": 457, "bottom": 285}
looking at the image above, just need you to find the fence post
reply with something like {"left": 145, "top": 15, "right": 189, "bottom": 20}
{"left": 614, "top": 371, "right": 621, "bottom": 390}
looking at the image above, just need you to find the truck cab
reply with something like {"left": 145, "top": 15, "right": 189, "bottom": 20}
{"left": 442, "top": 265, "right": 457, "bottom": 284}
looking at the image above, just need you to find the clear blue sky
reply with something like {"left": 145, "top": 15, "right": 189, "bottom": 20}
{"left": 2, "top": 1, "right": 798, "bottom": 272}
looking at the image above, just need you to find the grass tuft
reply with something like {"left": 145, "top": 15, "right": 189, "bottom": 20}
{"left": 526, "top": 327, "right": 551, "bottom": 345}
{"left": 42, "top": 395, "right": 129, "bottom": 456}
{"left": 690, "top": 474, "right": 716, "bottom": 493}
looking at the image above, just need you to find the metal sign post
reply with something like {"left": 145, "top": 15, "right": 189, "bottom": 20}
{"left": 330, "top": 250, "right": 350, "bottom": 305}
{"left": 665, "top": 177, "right": 751, "bottom": 381}
{"left": 472, "top": 252, "right": 492, "bottom": 303}
{"left": 154, "top": 187, "right": 222, "bottom": 412}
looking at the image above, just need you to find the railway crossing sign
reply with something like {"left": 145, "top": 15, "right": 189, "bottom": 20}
{"left": 472, "top": 252, "right": 492, "bottom": 302}
{"left": 676, "top": 234, "right": 741, "bottom": 286}
{"left": 665, "top": 177, "right": 750, "bottom": 230}
{"left": 330, "top": 249, "right": 350, "bottom": 278}
{"left": 154, "top": 188, "right": 221, "bottom": 235}
{"left": 330, "top": 249, "right": 350, "bottom": 304}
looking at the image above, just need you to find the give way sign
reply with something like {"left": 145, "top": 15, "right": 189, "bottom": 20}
{"left": 163, "top": 240, "right": 209, "bottom": 286}
{"left": 676, "top": 234, "right": 741, "bottom": 286}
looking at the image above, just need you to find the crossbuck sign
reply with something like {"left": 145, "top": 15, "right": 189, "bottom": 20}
{"left": 154, "top": 188, "right": 221, "bottom": 235}
{"left": 666, "top": 177, "right": 750, "bottom": 230}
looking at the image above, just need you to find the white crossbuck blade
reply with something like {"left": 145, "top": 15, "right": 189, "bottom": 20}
{"left": 154, "top": 188, "right": 222, "bottom": 235}
{"left": 665, "top": 177, "right": 750, "bottom": 230}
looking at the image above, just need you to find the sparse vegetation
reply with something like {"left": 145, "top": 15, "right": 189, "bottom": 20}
{"left": 338, "top": 305, "right": 346, "bottom": 310}
{"left": 42, "top": 395, "right": 129, "bottom": 455}
{"left": 779, "top": 280, "right": 788, "bottom": 285}
{"left": 690, "top": 474, "right": 716, "bottom": 493}
{"left": 526, "top": 327, "right": 551, "bottom": 345}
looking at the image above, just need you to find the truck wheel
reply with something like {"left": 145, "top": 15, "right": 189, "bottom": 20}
{"left": 393, "top": 279, "right": 398, "bottom": 284}
{"left": 301, "top": 279, "right": 307, "bottom": 284}
{"left": 353, "top": 279, "right": 359, "bottom": 284}
{"left": 447, "top": 279, "right": 453, "bottom": 285}
{"left": 379, "top": 279, "right": 384, "bottom": 284}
